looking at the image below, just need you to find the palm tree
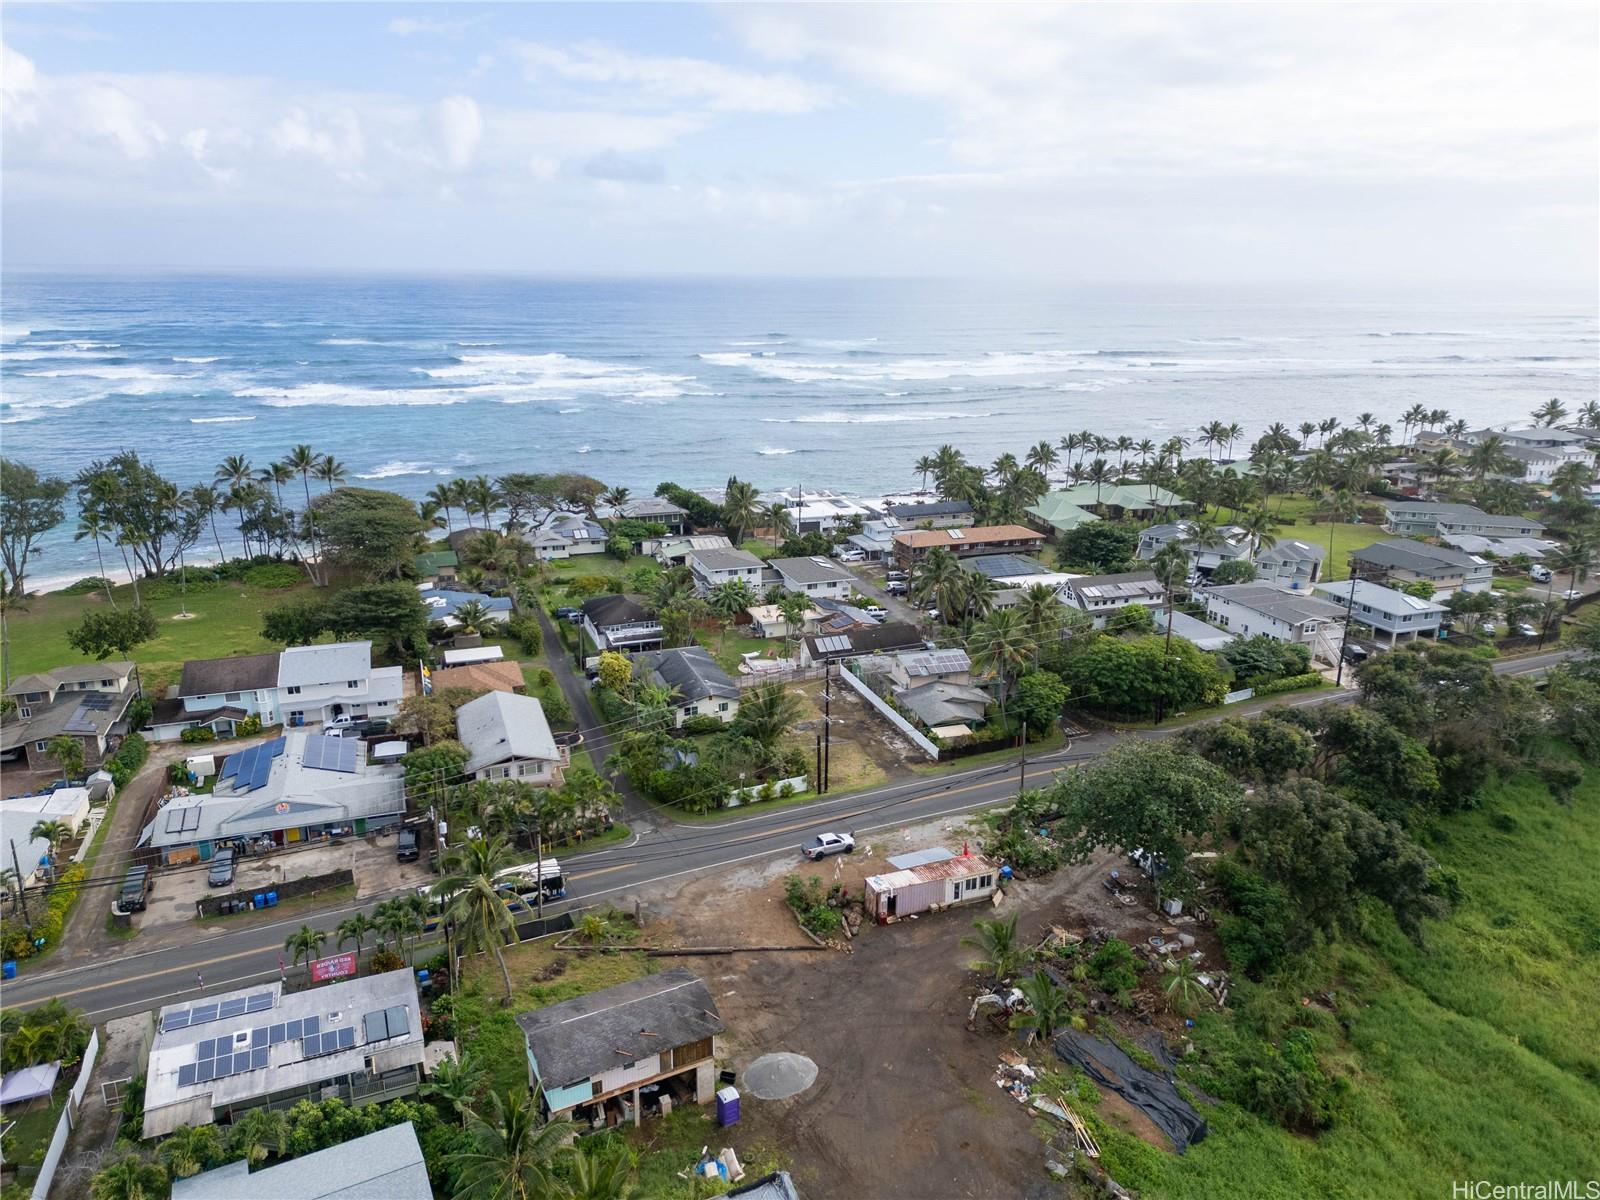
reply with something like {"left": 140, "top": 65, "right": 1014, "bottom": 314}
{"left": 423, "top": 1049, "right": 488, "bottom": 1128}
{"left": 1083, "top": 457, "right": 1112, "bottom": 508}
{"left": 910, "top": 546, "right": 963, "bottom": 623}
{"left": 428, "top": 483, "right": 459, "bottom": 533}
{"left": 284, "top": 924, "right": 328, "bottom": 969}
{"left": 89, "top": 1149, "right": 167, "bottom": 1200}
{"left": 336, "top": 912, "right": 377, "bottom": 963}
{"left": 763, "top": 501, "right": 794, "bottom": 548}
{"left": 437, "top": 834, "right": 521, "bottom": 1002}
{"left": 958, "top": 570, "right": 999, "bottom": 622}
{"left": 1239, "top": 509, "right": 1277, "bottom": 559}
{"left": 1011, "top": 970, "right": 1072, "bottom": 1041}
{"left": 374, "top": 896, "right": 424, "bottom": 966}
{"left": 721, "top": 476, "right": 761, "bottom": 545}
{"left": 30, "top": 819, "right": 73, "bottom": 866}
{"left": 156, "top": 1124, "right": 223, "bottom": 1179}
{"left": 961, "top": 912, "right": 1021, "bottom": 981}
{"left": 1319, "top": 488, "right": 1358, "bottom": 566}
{"left": 452, "top": 600, "right": 502, "bottom": 637}
{"left": 913, "top": 454, "right": 937, "bottom": 493}
{"left": 184, "top": 484, "right": 229, "bottom": 567}
{"left": 600, "top": 486, "right": 631, "bottom": 517}
{"left": 1014, "top": 583, "right": 1063, "bottom": 648}
{"left": 731, "top": 680, "right": 804, "bottom": 748}
{"left": 315, "top": 455, "right": 348, "bottom": 492}
{"left": 775, "top": 591, "right": 811, "bottom": 660}
{"left": 1532, "top": 397, "right": 1569, "bottom": 427}
{"left": 464, "top": 530, "right": 529, "bottom": 579}
{"left": 285, "top": 445, "right": 323, "bottom": 582}
{"left": 969, "top": 607, "right": 1037, "bottom": 731}
{"left": 229, "top": 1107, "right": 289, "bottom": 1165}
{"left": 568, "top": 1142, "right": 638, "bottom": 1200}
{"left": 709, "top": 579, "right": 755, "bottom": 650}
{"left": 1164, "top": 958, "right": 1208, "bottom": 1016}
{"left": 452, "top": 1086, "right": 575, "bottom": 1200}
{"left": 44, "top": 736, "right": 84, "bottom": 784}
{"left": 215, "top": 453, "right": 253, "bottom": 492}
{"left": 74, "top": 509, "right": 119, "bottom": 608}
{"left": 467, "top": 475, "right": 498, "bottom": 529}
{"left": 419, "top": 500, "right": 448, "bottom": 534}
{"left": 1465, "top": 435, "right": 1516, "bottom": 484}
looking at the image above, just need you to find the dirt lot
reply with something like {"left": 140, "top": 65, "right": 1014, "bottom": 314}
{"left": 782, "top": 677, "right": 925, "bottom": 793}
{"left": 628, "top": 814, "right": 1217, "bottom": 1200}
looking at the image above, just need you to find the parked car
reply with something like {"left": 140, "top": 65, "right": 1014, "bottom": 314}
{"left": 1480, "top": 622, "right": 1499, "bottom": 636}
{"left": 885, "top": 581, "right": 908, "bottom": 596}
{"left": 396, "top": 828, "right": 420, "bottom": 863}
{"left": 326, "top": 713, "right": 355, "bottom": 727}
{"left": 801, "top": 832, "right": 855, "bottom": 860}
{"left": 555, "top": 606, "right": 583, "bottom": 622}
{"left": 862, "top": 605, "right": 887, "bottom": 618}
{"left": 836, "top": 549, "right": 866, "bottom": 563}
{"left": 1563, "top": 588, "right": 1583, "bottom": 601}
{"left": 1530, "top": 565, "right": 1553, "bottom": 583}
{"left": 120, "top": 865, "right": 150, "bottom": 912}
{"left": 1516, "top": 623, "right": 1538, "bottom": 637}
{"left": 923, "top": 607, "right": 942, "bottom": 622}
{"left": 207, "top": 849, "right": 236, "bottom": 888}
{"left": 357, "top": 718, "right": 390, "bottom": 736}
{"left": 885, "top": 570, "right": 908, "bottom": 582}
{"left": 1341, "top": 643, "right": 1369, "bottom": 664}
{"left": 1128, "top": 847, "right": 1169, "bottom": 879}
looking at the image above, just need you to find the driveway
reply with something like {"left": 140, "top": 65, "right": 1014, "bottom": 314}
{"left": 844, "top": 565, "right": 925, "bottom": 625}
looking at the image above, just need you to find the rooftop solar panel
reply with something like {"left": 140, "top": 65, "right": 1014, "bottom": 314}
{"left": 247, "top": 751, "right": 273, "bottom": 791}
{"left": 178, "top": 1064, "right": 196, "bottom": 1088}
{"left": 247, "top": 992, "right": 273, "bottom": 1013}
{"left": 233, "top": 1052, "right": 252, "bottom": 1073}
{"left": 181, "top": 808, "right": 200, "bottom": 834}
{"left": 190, "top": 1004, "right": 218, "bottom": 1024}
{"left": 162, "top": 1010, "right": 191, "bottom": 1031}
{"left": 251, "top": 1047, "right": 268, "bottom": 1070}
{"left": 267, "top": 736, "right": 287, "bottom": 757}
{"left": 303, "top": 1015, "right": 320, "bottom": 1037}
{"left": 219, "top": 753, "right": 242, "bottom": 782}
{"left": 302, "top": 737, "right": 323, "bottom": 771}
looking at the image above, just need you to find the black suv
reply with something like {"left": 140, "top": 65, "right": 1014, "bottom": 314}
{"left": 397, "top": 828, "right": 421, "bottom": 863}
{"left": 120, "top": 865, "right": 150, "bottom": 912}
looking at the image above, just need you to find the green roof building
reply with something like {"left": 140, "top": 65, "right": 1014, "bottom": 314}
{"left": 414, "top": 549, "right": 459, "bottom": 582}
{"left": 1025, "top": 483, "right": 1188, "bottom": 536}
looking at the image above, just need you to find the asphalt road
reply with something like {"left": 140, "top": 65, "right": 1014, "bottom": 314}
{"left": 1, "top": 647, "right": 1570, "bottom": 1025}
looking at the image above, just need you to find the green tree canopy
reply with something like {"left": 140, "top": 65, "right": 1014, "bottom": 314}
{"left": 1058, "top": 521, "right": 1139, "bottom": 573}
{"left": 310, "top": 487, "right": 425, "bottom": 580}
{"left": 1058, "top": 633, "right": 1226, "bottom": 718}
{"left": 0, "top": 458, "right": 68, "bottom": 598}
{"left": 67, "top": 605, "right": 158, "bottom": 661}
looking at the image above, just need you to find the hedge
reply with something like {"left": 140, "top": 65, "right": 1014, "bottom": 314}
{"left": 1251, "top": 672, "right": 1324, "bottom": 697}
{"left": 0, "top": 864, "right": 85, "bottom": 961}
{"left": 106, "top": 732, "right": 149, "bottom": 788}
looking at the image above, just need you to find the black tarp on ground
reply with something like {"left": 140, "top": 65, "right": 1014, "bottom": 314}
{"left": 1052, "top": 1029, "right": 1208, "bottom": 1152}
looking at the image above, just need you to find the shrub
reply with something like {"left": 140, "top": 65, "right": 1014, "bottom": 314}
{"left": 1212, "top": 858, "right": 1295, "bottom": 975}
{"left": 783, "top": 874, "right": 844, "bottom": 936}
{"left": 777, "top": 781, "right": 796, "bottom": 799}
{"left": 106, "top": 733, "right": 148, "bottom": 788}
{"left": 987, "top": 828, "right": 1061, "bottom": 875}
{"left": 181, "top": 727, "right": 216, "bottom": 744}
{"left": 126, "top": 696, "right": 153, "bottom": 731}
{"left": 60, "top": 576, "right": 114, "bottom": 595}
{"left": 1088, "top": 938, "right": 1140, "bottom": 997}
{"left": 1251, "top": 672, "right": 1323, "bottom": 697}
{"left": 505, "top": 613, "right": 543, "bottom": 656}
{"left": 1228, "top": 1028, "right": 1346, "bottom": 1132}
{"left": 369, "top": 949, "right": 405, "bottom": 973}
{"left": 236, "top": 714, "right": 263, "bottom": 737}
{"left": 0, "top": 864, "right": 86, "bottom": 960}
{"left": 243, "top": 561, "right": 306, "bottom": 588}
{"left": 168, "top": 761, "right": 191, "bottom": 784}
{"left": 679, "top": 715, "right": 726, "bottom": 736}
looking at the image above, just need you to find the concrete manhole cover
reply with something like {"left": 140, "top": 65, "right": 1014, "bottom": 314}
{"left": 743, "top": 1052, "right": 818, "bottom": 1100}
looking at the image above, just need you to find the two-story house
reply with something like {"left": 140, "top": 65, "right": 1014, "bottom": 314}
{"left": 517, "top": 970, "right": 726, "bottom": 1129}
{"left": 150, "top": 652, "right": 282, "bottom": 742}
{"left": 1315, "top": 579, "right": 1446, "bottom": 645}
{"left": 891, "top": 525, "right": 1046, "bottom": 569}
{"left": 1, "top": 662, "right": 139, "bottom": 771}
{"left": 456, "top": 691, "right": 567, "bottom": 786}
{"left": 1136, "top": 522, "right": 1252, "bottom": 575}
{"left": 618, "top": 496, "right": 690, "bottom": 535}
{"left": 688, "top": 547, "right": 765, "bottom": 594}
{"left": 1201, "top": 584, "right": 1348, "bottom": 658}
{"left": 881, "top": 500, "right": 974, "bottom": 529}
{"left": 768, "top": 556, "right": 856, "bottom": 600}
{"left": 1348, "top": 539, "right": 1493, "bottom": 598}
{"left": 277, "top": 642, "right": 404, "bottom": 729}
{"left": 1059, "top": 571, "right": 1166, "bottom": 629}
{"left": 580, "top": 594, "right": 664, "bottom": 657}
{"left": 629, "top": 647, "right": 740, "bottom": 727}
{"left": 1254, "top": 539, "right": 1325, "bottom": 588}
{"left": 1382, "top": 500, "right": 1546, "bottom": 539}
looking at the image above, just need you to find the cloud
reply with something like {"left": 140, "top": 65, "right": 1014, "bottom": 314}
{"left": 433, "top": 94, "right": 481, "bottom": 171}
{"left": 386, "top": 16, "right": 479, "bottom": 38}
{"left": 510, "top": 39, "right": 832, "bottom": 114}
{"left": 583, "top": 150, "right": 664, "bottom": 184}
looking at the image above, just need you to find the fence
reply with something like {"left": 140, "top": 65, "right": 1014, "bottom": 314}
{"left": 29, "top": 1028, "right": 99, "bottom": 1200}
{"left": 194, "top": 867, "right": 355, "bottom": 918}
{"left": 835, "top": 667, "right": 940, "bottom": 760}
{"left": 725, "top": 775, "right": 810, "bottom": 807}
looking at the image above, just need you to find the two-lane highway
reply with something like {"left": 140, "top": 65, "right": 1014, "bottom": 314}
{"left": 2, "top": 647, "right": 1570, "bottom": 1024}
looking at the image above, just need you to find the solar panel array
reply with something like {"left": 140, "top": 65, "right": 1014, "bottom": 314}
{"left": 161, "top": 990, "right": 274, "bottom": 1033}
{"left": 219, "top": 737, "right": 287, "bottom": 793}
{"left": 361, "top": 1005, "right": 409, "bottom": 1043}
{"left": 903, "top": 650, "right": 969, "bottom": 676}
{"left": 814, "top": 635, "right": 852, "bottom": 654}
{"left": 162, "top": 806, "right": 201, "bottom": 835}
{"left": 64, "top": 692, "right": 116, "bottom": 734}
{"left": 302, "top": 735, "right": 358, "bottom": 773}
{"left": 302, "top": 1024, "right": 357, "bottom": 1058}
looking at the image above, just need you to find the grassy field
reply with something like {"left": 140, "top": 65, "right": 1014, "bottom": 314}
{"left": 696, "top": 627, "right": 774, "bottom": 673}
{"left": 1264, "top": 496, "right": 1379, "bottom": 582}
{"left": 1091, "top": 756, "right": 1600, "bottom": 1200}
{"left": 4, "top": 576, "right": 312, "bottom": 686}
{"left": 454, "top": 938, "right": 653, "bottom": 1095}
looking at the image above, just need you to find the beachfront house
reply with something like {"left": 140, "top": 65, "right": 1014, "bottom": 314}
{"left": 630, "top": 647, "right": 740, "bottom": 727}
{"left": 141, "top": 970, "right": 424, "bottom": 1138}
{"left": 652, "top": 534, "right": 733, "bottom": 566}
{"left": 580, "top": 594, "right": 665, "bottom": 656}
{"left": 1059, "top": 571, "right": 1165, "bottom": 629}
{"left": 1, "top": 662, "right": 139, "bottom": 772}
{"left": 1314, "top": 579, "right": 1447, "bottom": 645}
{"left": 769, "top": 556, "right": 856, "bottom": 600}
{"left": 456, "top": 691, "right": 567, "bottom": 786}
{"left": 1024, "top": 484, "right": 1186, "bottom": 537}
{"left": 1348, "top": 539, "right": 1493, "bottom": 598}
{"left": 1382, "top": 500, "right": 1546, "bottom": 539}
{"left": 518, "top": 970, "right": 726, "bottom": 1129}
{"left": 1462, "top": 426, "right": 1596, "bottom": 465}
{"left": 891, "top": 525, "right": 1046, "bottom": 569}
{"left": 413, "top": 550, "right": 459, "bottom": 586}
{"left": 538, "top": 513, "right": 609, "bottom": 557}
{"left": 618, "top": 496, "right": 691, "bottom": 535}
{"left": 882, "top": 500, "right": 974, "bottom": 529}
{"left": 689, "top": 547, "right": 765, "bottom": 594}
{"left": 1254, "top": 539, "right": 1325, "bottom": 588}
{"left": 418, "top": 587, "right": 514, "bottom": 629}
{"left": 761, "top": 488, "right": 875, "bottom": 534}
{"left": 1201, "top": 584, "right": 1348, "bottom": 658}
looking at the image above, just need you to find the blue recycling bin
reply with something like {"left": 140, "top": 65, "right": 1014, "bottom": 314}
{"left": 254, "top": 893, "right": 266, "bottom": 910}
{"left": 2, "top": 961, "right": 15, "bottom": 980}
{"left": 265, "top": 891, "right": 278, "bottom": 907}
{"left": 715, "top": 1086, "right": 740, "bottom": 1127}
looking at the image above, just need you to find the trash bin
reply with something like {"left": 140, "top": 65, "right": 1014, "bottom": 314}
{"left": 416, "top": 969, "right": 430, "bottom": 987}
{"left": 254, "top": 893, "right": 266, "bottom": 910}
{"left": 265, "top": 891, "right": 278, "bottom": 907}
{"left": 715, "top": 1086, "right": 740, "bottom": 1127}
{"left": 2, "top": 961, "right": 15, "bottom": 980}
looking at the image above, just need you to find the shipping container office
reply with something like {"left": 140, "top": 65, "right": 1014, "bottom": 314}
{"left": 865, "top": 853, "right": 1000, "bottom": 922}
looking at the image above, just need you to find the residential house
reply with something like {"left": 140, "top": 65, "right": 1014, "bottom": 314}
{"left": 1315, "top": 579, "right": 1447, "bottom": 645}
{"left": 1137, "top": 522, "right": 1253, "bottom": 575}
{"left": 630, "top": 647, "right": 740, "bottom": 727}
{"left": 1254, "top": 539, "right": 1325, "bottom": 588}
{"left": 864, "top": 849, "right": 1000, "bottom": 922}
{"left": 652, "top": 534, "right": 733, "bottom": 566}
{"left": 580, "top": 594, "right": 664, "bottom": 656}
{"left": 959, "top": 554, "right": 1077, "bottom": 607}
{"left": 427, "top": 660, "right": 527, "bottom": 695}
{"left": 727, "top": 1174, "right": 804, "bottom": 1200}
{"left": 1201, "top": 584, "right": 1348, "bottom": 658}
{"left": 769, "top": 556, "right": 856, "bottom": 600}
{"left": 413, "top": 550, "right": 459, "bottom": 586}
{"left": 149, "top": 653, "right": 279, "bottom": 742}
{"left": 277, "top": 642, "right": 404, "bottom": 730}
{"left": 891, "top": 525, "right": 1046, "bottom": 568}
{"left": 142, "top": 969, "right": 424, "bottom": 1138}
{"left": 1152, "top": 609, "right": 1236, "bottom": 652}
{"left": 760, "top": 487, "right": 874, "bottom": 534}
{"left": 799, "top": 622, "right": 926, "bottom": 667}
{"left": 894, "top": 681, "right": 991, "bottom": 729}
{"left": 1463, "top": 426, "right": 1596, "bottom": 465}
{"left": 440, "top": 645, "right": 504, "bottom": 667}
{"left": 886, "top": 647, "right": 972, "bottom": 689}
{"left": 418, "top": 586, "right": 514, "bottom": 630}
{"left": 1382, "top": 500, "right": 1546, "bottom": 539}
{"left": 1059, "top": 571, "right": 1165, "bottom": 629}
{"left": 171, "top": 1122, "right": 431, "bottom": 1200}
{"left": 1498, "top": 445, "right": 1566, "bottom": 486}
{"left": 745, "top": 604, "right": 824, "bottom": 640}
{"left": 0, "top": 788, "right": 92, "bottom": 887}
{"left": 1, "top": 662, "right": 139, "bottom": 772}
{"left": 1439, "top": 533, "right": 1554, "bottom": 560}
{"left": 882, "top": 500, "right": 974, "bottom": 529}
{"left": 1348, "top": 539, "right": 1493, "bottom": 597}
{"left": 517, "top": 969, "right": 726, "bottom": 1128}
{"left": 688, "top": 547, "right": 765, "bottom": 594}
{"left": 456, "top": 691, "right": 567, "bottom": 786}
{"left": 538, "top": 512, "right": 609, "bottom": 557}
{"left": 142, "top": 732, "right": 406, "bottom": 863}
{"left": 530, "top": 528, "right": 572, "bottom": 561}
{"left": 619, "top": 495, "right": 691, "bottom": 535}
{"left": 844, "top": 517, "right": 903, "bottom": 561}
{"left": 1024, "top": 483, "right": 1186, "bottom": 537}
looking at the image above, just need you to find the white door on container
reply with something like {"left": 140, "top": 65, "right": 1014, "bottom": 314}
{"left": 951, "top": 883, "right": 960, "bottom": 902}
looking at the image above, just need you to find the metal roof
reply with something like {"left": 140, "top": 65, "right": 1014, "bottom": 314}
{"left": 1205, "top": 584, "right": 1349, "bottom": 624}
{"left": 277, "top": 642, "right": 373, "bottom": 689}
{"left": 771, "top": 556, "right": 853, "bottom": 585}
{"left": 886, "top": 846, "right": 957, "bottom": 870}
{"left": 457, "top": 691, "right": 561, "bottom": 775}
{"left": 171, "top": 1122, "right": 431, "bottom": 1200}
{"left": 865, "top": 852, "right": 999, "bottom": 893}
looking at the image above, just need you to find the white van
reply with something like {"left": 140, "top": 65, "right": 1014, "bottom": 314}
{"left": 1530, "top": 565, "right": 1552, "bottom": 583}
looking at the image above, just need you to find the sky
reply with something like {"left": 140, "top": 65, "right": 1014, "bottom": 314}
{"left": 2, "top": 2, "right": 1597, "bottom": 286}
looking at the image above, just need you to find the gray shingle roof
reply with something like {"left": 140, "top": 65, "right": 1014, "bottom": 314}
{"left": 4, "top": 662, "right": 135, "bottom": 696}
{"left": 1255, "top": 539, "right": 1325, "bottom": 563}
{"left": 1350, "top": 539, "right": 1482, "bottom": 574}
{"left": 1206, "top": 584, "right": 1348, "bottom": 624}
{"left": 171, "top": 1122, "right": 431, "bottom": 1200}
{"left": 884, "top": 500, "right": 972, "bottom": 520}
{"left": 805, "top": 622, "right": 925, "bottom": 660}
{"left": 178, "top": 652, "right": 282, "bottom": 698}
{"left": 692, "top": 548, "right": 765, "bottom": 571}
{"left": 581, "top": 593, "right": 654, "bottom": 627}
{"left": 516, "top": 969, "right": 725, "bottom": 1090}
{"left": 278, "top": 642, "right": 372, "bottom": 690}
{"left": 630, "top": 646, "right": 739, "bottom": 703}
{"left": 771, "top": 556, "right": 854, "bottom": 585}
{"left": 456, "top": 691, "right": 561, "bottom": 775}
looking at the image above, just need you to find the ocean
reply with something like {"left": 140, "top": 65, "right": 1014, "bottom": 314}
{"left": 2, "top": 274, "right": 1596, "bottom": 585}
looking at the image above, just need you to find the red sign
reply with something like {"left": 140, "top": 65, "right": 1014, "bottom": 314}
{"left": 309, "top": 951, "right": 357, "bottom": 982}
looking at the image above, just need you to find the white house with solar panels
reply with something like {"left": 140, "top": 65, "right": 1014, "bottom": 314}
{"left": 140, "top": 732, "right": 406, "bottom": 863}
{"left": 142, "top": 968, "right": 424, "bottom": 1138}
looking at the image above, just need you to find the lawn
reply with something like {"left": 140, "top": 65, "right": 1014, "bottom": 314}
{"left": 4, "top": 576, "right": 315, "bottom": 683}
{"left": 1092, "top": 755, "right": 1600, "bottom": 1200}
{"left": 695, "top": 627, "right": 775, "bottom": 673}
{"left": 452, "top": 938, "right": 653, "bottom": 1095}
{"left": 1264, "top": 506, "right": 1376, "bottom": 583}
{"left": 0, "top": 1096, "right": 66, "bottom": 1173}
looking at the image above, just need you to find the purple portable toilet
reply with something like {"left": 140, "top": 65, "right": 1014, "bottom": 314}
{"left": 715, "top": 1086, "right": 740, "bottom": 1127}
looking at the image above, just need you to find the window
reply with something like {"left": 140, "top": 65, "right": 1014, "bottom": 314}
{"left": 347, "top": 680, "right": 359, "bottom": 689}
{"left": 35, "top": 741, "right": 47, "bottom": 752}
{"left": 591, "top": 1078, "right": 604, "bottom": 1098}
{"left": 286, "top": 685, "right": 302, "bottom": 695}
{"left": 101, "top": 679, "right": 114, "bottom": 688}
{"left": 718, "top": 702, "right": 730, "bottom": 713}
{"left": 225, "top": 692, "right": 241, "bottom": 702}
{"left": 684, "top": 706, "right": 698, "bottom": 717}
{"left": 19, "top": 707, "right": 30, "bottom": 719}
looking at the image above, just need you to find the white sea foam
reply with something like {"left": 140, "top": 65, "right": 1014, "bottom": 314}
{"left": 174, "top": 356, "right": 222, "bottom": 364}
{"left": 0, "top": 325, "right": 30, "bottom": 341}
{"left": 319, "top": 337, "right": 383, "bottom": 346}
{"left": 421, "top": 351, "right": 696, "bottom": 400}
{"left": 190, "top": 415, "right": 256, "bottom": 424}
{"left": 0, "top": 410, "right": 42, "bottom": 424}
{"left": 455, "top": 341, "right": 499, "bottom": 347}
{"left": 235, "top": 382, "right": 470, "bottom": 408}
{"left": 576, "top": 444, "right": 592, "bottom": 454}
{"left": 23, "top": 364, "right": 195, "bottom": 384}
{"left": 761, "top": 410, "right": 993, "bottom": 425}
{"left": 699, "top": 350, "right": 1089, "bottom": 384}
{"left": 356, "top": 460, "right": 434, "bottom": 480}
{"left": 757, "top": 446, "right": 797, "bottom": 455}
{"left": 558, "top": 407, "right": 585, "bottom": 414}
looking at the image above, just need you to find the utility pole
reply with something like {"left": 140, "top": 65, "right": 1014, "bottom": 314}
{"left": 1333, "top": 576, "right": 1358, "bottom": 686}
{"left": 822, "top": 661, "right": 832, "bottom": 793}
{"left": 815, "top": 733, "right": 822, "bottom": 794}
{"left": 534, "top": 826, "right": 544, "bottom": 921}
{"left": 10, "top": 843, "right": 32, "bottom": 927}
